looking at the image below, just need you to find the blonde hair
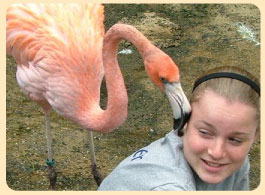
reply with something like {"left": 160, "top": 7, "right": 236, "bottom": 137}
{"left": 191, "top": 66, "right": 260, "bottom": 130}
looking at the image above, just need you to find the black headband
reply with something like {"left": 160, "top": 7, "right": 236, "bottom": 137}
{"left": 193, "top": 72, "right": 260, "bottom": 96}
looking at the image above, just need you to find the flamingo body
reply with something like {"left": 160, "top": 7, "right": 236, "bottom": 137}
{"left": 7, "top": 4, "right": 114, "bottom": 132}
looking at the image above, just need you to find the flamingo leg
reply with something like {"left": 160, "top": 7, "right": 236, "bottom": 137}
{"left": 44, "top": 111, "right": 57, "bottom": 189}
{"left": 88, "top": 130, "right": 102, "bottom": 186}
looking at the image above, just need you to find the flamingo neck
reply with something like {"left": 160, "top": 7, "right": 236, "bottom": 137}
{"left": 86, "top": 24, "right": 156, "bottom": 133}
{"left": 95, "top": 24, "right": 155, "bottom": 133}
{"left": 104, "top": 24, "right": 155, "bottom": 58}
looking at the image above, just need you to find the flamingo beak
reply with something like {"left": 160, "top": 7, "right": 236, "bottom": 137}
{"left": 164, "top": 82, "right": 191, "bottom": 135}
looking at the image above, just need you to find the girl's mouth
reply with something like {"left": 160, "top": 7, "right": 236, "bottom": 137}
{"left": 201, "top": 159, "right": 227, "bottom": 172}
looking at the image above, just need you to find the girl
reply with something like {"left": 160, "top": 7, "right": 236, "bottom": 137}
{"left": 98, "top": 66, "right": 260, "bottom": 191}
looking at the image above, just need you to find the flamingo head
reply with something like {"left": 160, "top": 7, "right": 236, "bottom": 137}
{"left": 144, "top": 51, "right": 191, "bottom": 134}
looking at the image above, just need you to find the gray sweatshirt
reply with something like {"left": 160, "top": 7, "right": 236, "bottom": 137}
{"left": 98, "top": 130, "right": 250, "bottom": 191}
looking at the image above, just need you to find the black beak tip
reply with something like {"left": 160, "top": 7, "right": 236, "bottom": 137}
{"left": 174, "top": 112, "right": 191, "bottom": 136}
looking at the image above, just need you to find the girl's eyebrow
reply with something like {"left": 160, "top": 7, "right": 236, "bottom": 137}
{"left": 198, "top": 120, "right": 216, "bottom": 130}
{"left": 231, "top": 132, "right": 250, "bottom": 136}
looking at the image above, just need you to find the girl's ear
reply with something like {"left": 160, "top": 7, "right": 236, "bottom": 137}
{"left": 181, "top": 123, "right": 188, "bottom": 137}
{"left": 254, "top": 124, "right": 260, "bottom": 142}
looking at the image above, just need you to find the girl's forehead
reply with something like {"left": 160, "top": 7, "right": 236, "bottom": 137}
{"left": 191, "top": 90, "right": 258, "bottom": 134}
{"left": 192, "top": 90, "right": 255, "bottom": 112}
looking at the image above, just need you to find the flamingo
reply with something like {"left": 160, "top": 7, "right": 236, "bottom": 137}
{"left": 6, "top": 3, "right": 191, "bottom": 189}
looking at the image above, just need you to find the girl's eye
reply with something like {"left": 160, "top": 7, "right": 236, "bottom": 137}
{"left": 229, "top": 137, "right": 243, "bottom": 145}
{"left": 198, "top": 129, "right": 212, "bottom": 138}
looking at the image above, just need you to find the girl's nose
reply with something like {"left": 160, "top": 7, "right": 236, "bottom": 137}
{"left": 208, "top": 139, "right": 226, "bottom": 160}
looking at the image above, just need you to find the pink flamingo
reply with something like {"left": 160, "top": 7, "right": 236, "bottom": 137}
{"left": 6, "top": 3, "right": 191, "bottom": 189}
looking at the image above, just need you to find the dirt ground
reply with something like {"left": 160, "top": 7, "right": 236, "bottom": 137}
{"left": 6, "top": 4, "right": 260, "bottom": 190}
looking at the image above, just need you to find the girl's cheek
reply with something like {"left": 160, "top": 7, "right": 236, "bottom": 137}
{"left": 226, "top": 144, "right": 250, "bottom": 162}
{"left": 192, "top": 138, "right": 208, "bottom": 154}
{"left": 186, "top": 129, "right": 208, "bottom": 154}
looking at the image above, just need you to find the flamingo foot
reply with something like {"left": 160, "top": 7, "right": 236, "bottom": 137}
{"left": 91, "top": 163, "right": 102, "bottom": 186}
{"left": 47, "top": 165, "right": 57, "bottom": 190}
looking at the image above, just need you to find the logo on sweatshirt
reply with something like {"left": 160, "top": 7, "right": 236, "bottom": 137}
{"left": 131, "top": 149, "right": 148, "bottom": 161}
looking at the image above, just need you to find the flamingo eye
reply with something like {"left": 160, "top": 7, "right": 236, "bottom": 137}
{"left": 160, "top": 77, "right": 168, "bottom": 84}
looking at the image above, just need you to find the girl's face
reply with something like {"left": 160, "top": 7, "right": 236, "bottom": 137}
{"left": 183, "top": 90, "right": 258, "bottom": 184}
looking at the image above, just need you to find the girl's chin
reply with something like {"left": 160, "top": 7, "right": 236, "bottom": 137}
{"left": 199, "top": 175, "right": 224, "bottom": 184}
